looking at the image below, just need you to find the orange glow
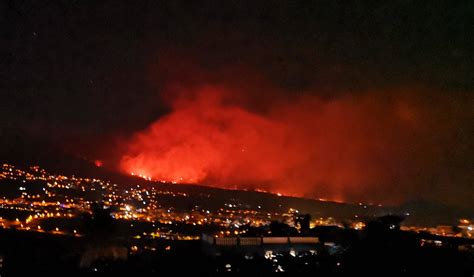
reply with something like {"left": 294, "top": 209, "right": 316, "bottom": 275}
{"left": 118, "top": 78, "right": 446, "bottom": 204}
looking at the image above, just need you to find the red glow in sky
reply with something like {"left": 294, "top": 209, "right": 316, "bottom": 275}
{"left": 119, "top": 80, "right": 446, "bottom": 204}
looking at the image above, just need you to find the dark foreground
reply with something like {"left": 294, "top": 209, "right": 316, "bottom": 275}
{"left": 0, "top": 228, "right": 473, "bottom": 277}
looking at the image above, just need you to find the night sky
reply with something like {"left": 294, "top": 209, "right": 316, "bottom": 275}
{"left": 1, "top": 1, "right": 473, "bottom": 207}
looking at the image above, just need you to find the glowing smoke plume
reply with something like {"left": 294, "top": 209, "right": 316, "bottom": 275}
{"left": 119, "top": 65, "right": 472, "bottom": 205}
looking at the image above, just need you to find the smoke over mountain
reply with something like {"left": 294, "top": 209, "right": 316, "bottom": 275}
{"left": 119, "top": 62, "right": 472, "bottom": 205}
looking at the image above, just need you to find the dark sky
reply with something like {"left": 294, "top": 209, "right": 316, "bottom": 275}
{"left": 1, "top": 1, "right": 473, "bottom": 206}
